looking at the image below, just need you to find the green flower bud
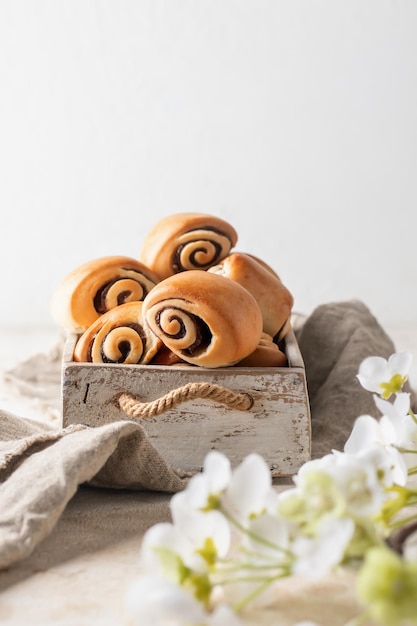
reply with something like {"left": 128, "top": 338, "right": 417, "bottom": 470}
{"left": 356, "top": 545, "right": 417, "bottom": 625}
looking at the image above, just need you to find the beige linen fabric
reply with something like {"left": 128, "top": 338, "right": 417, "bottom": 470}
{"left": 0, "top": 300, "right": 416, "bottom": 578}
{"left": 296, "top": 300, "right": 417, "bottom": 457}
{"left": 0, "top": 413, "right": 186, "bottom": 570}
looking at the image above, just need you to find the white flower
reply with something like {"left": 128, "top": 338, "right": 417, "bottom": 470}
{"left": 356, "top": 444, "right": 408, "bottom": 488}
{"left": 394, "top": 419, "right": 417, "bottom": 466}
{"left": 292, "top": 517, "right": 354, "bottom": 578}
{"left": 372, "top": 392, "right": 417, "bottom": 464}
{"left": 141, "top": 511, "right": 230, "bottom": 576}
{"left": 223, "top": 453, "right": 277, "bottom": 522}
{"left": 171, "top": 451, "right": 231, "bottom": 514}
{"left": 294, "top": 450, "right": 399, "bottom": 520}
{"left": 126, "top": 576, "right": 243, "bottom": 626}
{"left": 243, "top": 511, "right": 291, "bottom": 565}
{"left": 126, "top": 575, "right": 206, "bottom": 626}
{"left": 278, "top": 458, "right": 345, "bottom": 531}
{"left": 374, "top": 392, "right": 411, "bottom": 423}
{"left": 140, "top": 522, "right": 186, "bottom": 575}
{"left": 344, "top": 414, "right": 409, "bottom": 484}
{"left": 175, "top": 509, "right": 231, "bottom": 570}
{"left": 357, "top": 352, "right": 412, "bottom": 399}
{"left": 344, "top": 414, "right": 397, "bottom": 453}
{"left": 328, "top": 452, "right": 387, "bottom": 517}
{"left": 126, "top": 347, "right": 417, "bottom": 623}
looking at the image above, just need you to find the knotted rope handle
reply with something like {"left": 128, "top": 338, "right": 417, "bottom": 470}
{"left": 117, "top": 381, "right": 254, "bottom": 419}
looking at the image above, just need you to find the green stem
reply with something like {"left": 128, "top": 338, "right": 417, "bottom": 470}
{"left": 399, "top": 491, "right": 417, "bottom": 504}
{"left": 216, "top": 573, "right": 284, "bottom": 587}
{"left": 386, "top": 486, "right": 417, "bottom": 500}
{"left": 216, "top": 560, "right": 288, "bottom": 573}
{"left": 231, "top": 574, "right": 287, "bottom": 613}
{"left": 219, "top": 506, "right": 292, "bottom": 558}
{"left": 240, "top": 545, "right": 293, "bottom": 564}
{"left": 396, "top": 446, "right": 417, "bottom": 455}
{"left": 389, "top": 512, "right": 417, "bottom": 532}
{"left": 409, "top": 408, "right": 417, "bottom": 425}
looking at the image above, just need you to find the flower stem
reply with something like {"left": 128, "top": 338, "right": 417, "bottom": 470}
{"left": 216, "top": 573, "right": 284, "bottom": 587}
{"left": 396, "top": 446, "right": 417, "bottom": 456}
{"left": 409, "top": 408, "right": 417, "bottom": 425}
{"left": 219, "top": 506, "right": 292, "bottom": 558}
{"left": 231, "top": 575, "right": 285, "bottom": 613}
{"left": 389, "top": 511, "right": 417, "bottom": 532}
{"left": 217, "top": 560, "right": 287, "bottom": 573}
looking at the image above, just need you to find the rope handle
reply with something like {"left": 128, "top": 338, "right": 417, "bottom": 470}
{"left": 117, "top": 381, "right": 254, "bottom": 419}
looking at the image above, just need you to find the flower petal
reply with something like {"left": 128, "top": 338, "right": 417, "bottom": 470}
{"left": 245, "top": 512, "right": 290, "bottom": 563}
{"left": 357, "top": 356, "right": 389, "bottom": 392}
{"left": 388, "top": 351, "right": 413, "bottom": 377}
{"left": 377, "top": 392, "right": 410, "bottom": 418}
{"left": 224, "top": 453, "right": 272, "bottom": 521}
{"left": 344, "top": 415, "right": 383, "bottom": 453}
{"left": 292, "top": 518, "right": 354, "bottom": 578}
{"left": 126, "top": 575, "right": 206, "bottom": 625}
{"left": 204, "top": 451, "right": 232, "bottom": 493}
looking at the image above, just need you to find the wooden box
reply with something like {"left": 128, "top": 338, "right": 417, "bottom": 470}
{"left": 61, "top": 329, "right": 311, "bottom": 477}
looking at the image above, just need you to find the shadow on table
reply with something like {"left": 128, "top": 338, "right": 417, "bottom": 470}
{"left": 0, "top": 485, "right": 172, "bottom": 592}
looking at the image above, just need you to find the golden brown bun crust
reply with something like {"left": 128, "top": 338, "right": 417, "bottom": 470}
{"left": 149, "top": 346, "right": 186, "bottom": 366}
{"left": 73, "top": 301, "right": 162, "bottom": 364}
{"left": 208, "top": 252, "right": 293, "bottom": 337}
{"left": 236, "top": 332, "right": 287, "bottom": 367}
{"left": 142, "top": 270, "right": 263, "bottom": 368}
{"left": 139, "top": 212, "right": 238, "bottom": 280}
{"left": 50, "top": 255, "right": 160, "bottom": 333}
{"left": 275, "top": 316, "right": 292, "bottom": 342}
{"left": 245, "top": 254, "right": 281, "bottom": 279}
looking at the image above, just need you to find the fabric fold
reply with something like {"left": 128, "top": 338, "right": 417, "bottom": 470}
{"left": 0, "top": 415, "right": 187, "bottom": 570}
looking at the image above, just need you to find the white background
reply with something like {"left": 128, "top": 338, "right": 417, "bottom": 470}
{"left": 1, "top": 0, "right": 416, "bottom": 331}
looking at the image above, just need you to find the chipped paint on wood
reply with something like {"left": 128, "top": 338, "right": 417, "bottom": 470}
{"left": 61, "top": 330, "right": 311, "bottom": 476}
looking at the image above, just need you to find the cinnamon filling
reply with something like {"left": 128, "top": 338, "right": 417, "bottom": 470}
{"left": 185, "top": 317, "right": 212, "bottom": 356}
{"left": 88, "top": 323, "right": 146, "bottom": 363}
{"left": 172, "top": 227, "right": 226, "bottom": 273}
{"left": 155, "top": 310, "right": 212, "bottom": 356}
{"left": 93, "top": 280, "right": 128, "bottom": 313}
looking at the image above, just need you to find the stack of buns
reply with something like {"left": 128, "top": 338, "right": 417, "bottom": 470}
{"left": 50, "top": 212, "right": 293, "bottom": 368}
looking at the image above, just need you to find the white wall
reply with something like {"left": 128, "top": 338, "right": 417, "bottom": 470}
{"left": 1, "top": 0, "right": 416, "bottom": 330}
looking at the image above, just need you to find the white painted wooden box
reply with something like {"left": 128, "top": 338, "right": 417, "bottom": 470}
{"left": 61, "top": 329, "right": 311, "bottom": 477}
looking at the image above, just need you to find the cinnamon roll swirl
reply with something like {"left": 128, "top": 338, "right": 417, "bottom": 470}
{"left": 73, "top": 301, "right": 162, "bottom": 364}
{"left": 50, "top": 256, "right": 159, "bottom": 333}
{"left": 208, "top": 252, "right": 293, "bottom": 339}
{"left": 139, "top": 213, "right": 238, "bottom": 279}
{"left": 142, "top": 270, "right": 263, "bottom": 368}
